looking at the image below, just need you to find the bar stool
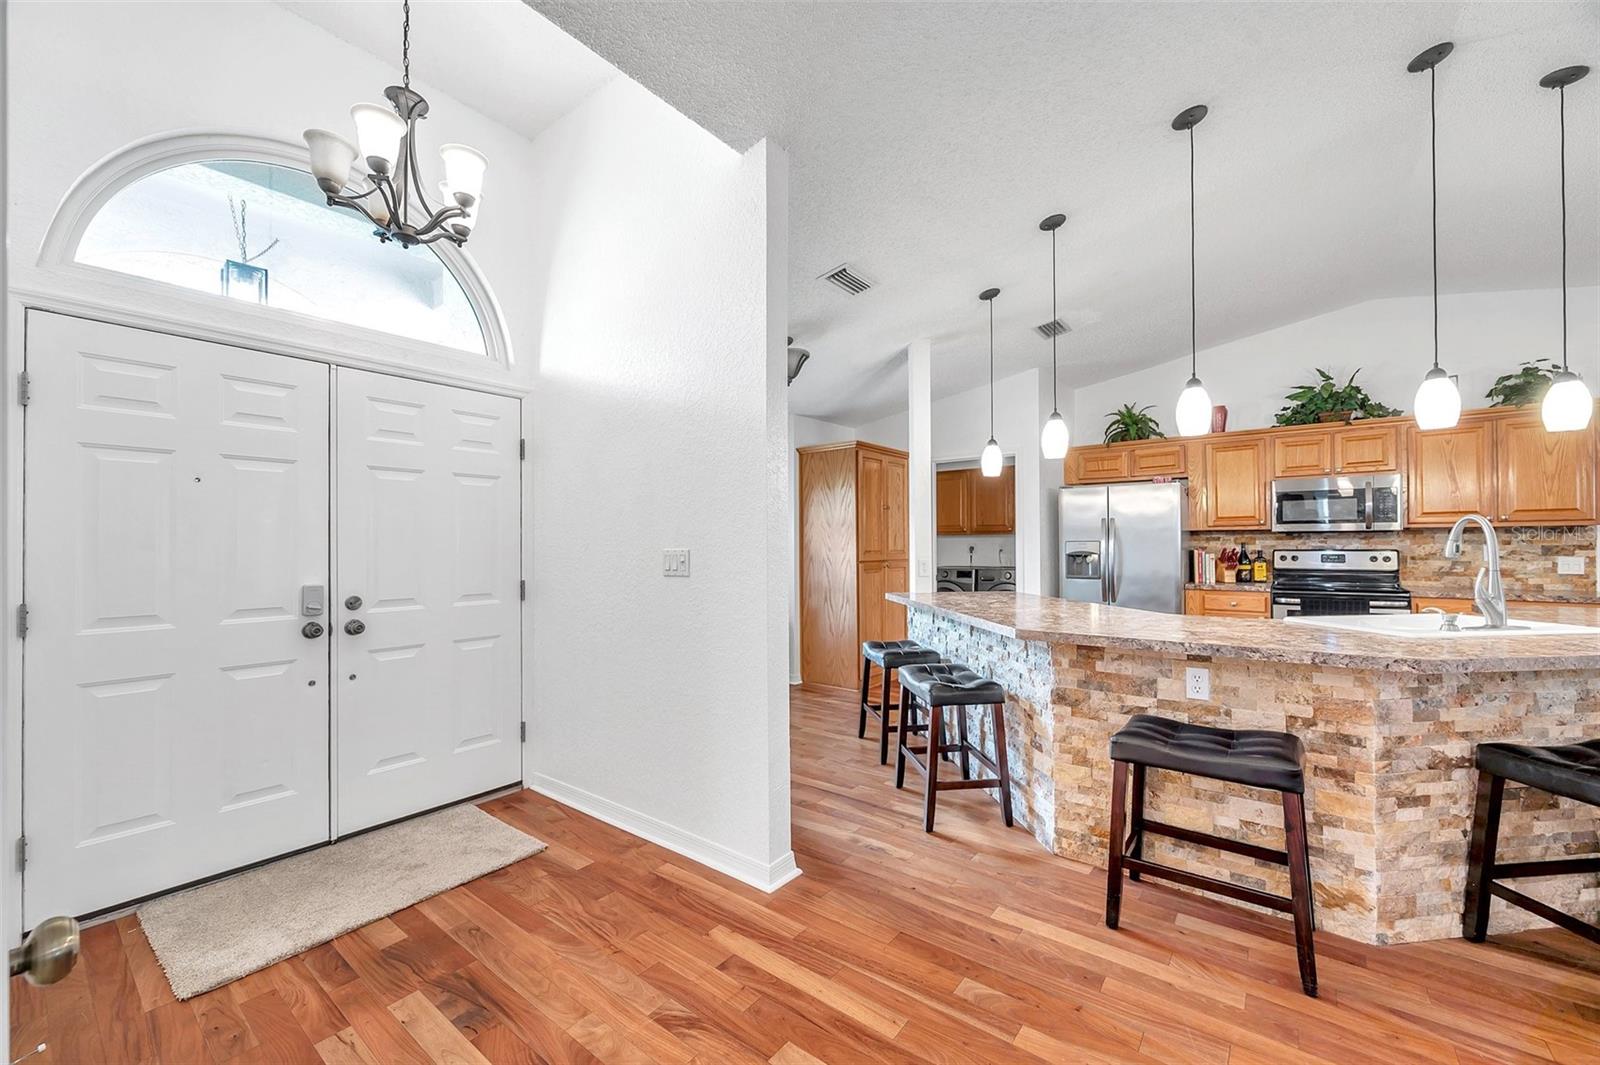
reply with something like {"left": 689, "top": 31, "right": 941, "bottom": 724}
{"left": 1105, "top": 714, "right": 1318, "bottom": 997}
{"left": 859, "top": 640, "right": 942, "bottom": 765}
{"left": 1463, "top": 738, "right": 1600, "bottom": 945}
{"left": 894, "top": 663, "right": 1013, "bottom": 833}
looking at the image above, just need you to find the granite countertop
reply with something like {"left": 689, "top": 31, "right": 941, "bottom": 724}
{"left": 888, "top": 591, "right": 1600, "bottom": 673}
{"left": 1406, "top": 582, "right": 1600, "bottom": 606}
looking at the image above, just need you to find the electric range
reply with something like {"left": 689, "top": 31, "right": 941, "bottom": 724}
{"left": 1270, "top": 548, "right": 1412, "bottom": 619}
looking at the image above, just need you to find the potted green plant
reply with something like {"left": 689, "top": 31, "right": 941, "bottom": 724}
{"left": 1274, "top": 369, "right": 1401, "bottom": 426}
{"left": 1485, "top": 358, "right": 1562, "bottom": 407}
{"left": 1103, "top": 404, "right": 1165, "bottom": 443}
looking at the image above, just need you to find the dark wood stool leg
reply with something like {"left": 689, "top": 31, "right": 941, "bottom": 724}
{"left": 1462, "top": 772, "right": 1505, "bottom": 942}
{"left": 894, "top": 692, "right": 914, "bottom": 789}
{"left": 1128, "top": 764, "right": 1146, "bottom": 882}
{"left": 958, "top": 707, "right": 972, "bottom": 780}
{"left": 1282, "top": 790, "right": 1318, "bottom": 997}
{"left": 923, "top": 706, "right": 943, "bottom": 833}
{"left": 990, "top": 702, "right": 1013, "bottom": 827}
{"left": 1106, "top": 760, "right": 1129, "bottom": 929}
{"left": 858, "top": 656, "right": 872, "bottom": 739}
{"left": 878, "top": 666, "right": 895, "bottom": 765}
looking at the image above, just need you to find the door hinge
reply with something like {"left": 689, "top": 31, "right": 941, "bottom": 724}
{"left": 520, "top": 579, "right": 526, "bottom": 601}
{"left": 520, "top": 722, "right": 527, "bottom": 743}
{"left": 15, "top": 603, "right": 27, "bottom": 639}
{"left": 16, "top": 835, "right": 26, "bottom": 872}
{"left": 519, "top": 438, "right": 526, "bottom": 461}
{"left": 17, "top": 371, "right": 30, "bottom": 407}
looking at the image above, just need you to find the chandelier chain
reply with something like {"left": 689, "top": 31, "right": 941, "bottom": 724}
{"left": 402, "top": 0, "right": 411, "bottom": 90}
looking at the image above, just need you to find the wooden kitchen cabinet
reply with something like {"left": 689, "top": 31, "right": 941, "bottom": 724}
{"left": 1272, "top": 431, "right": 1333, "bottom": 478}
{"left": 1334, "top": 424, "right": 1400, "bottom": 473}
{"left": 971, "top": 465, "right": 1016, "bottom": 533}
{"left": 1185, "top": 588, "right": 1271, "bottom": 617}
{"left": 935, "top": 468, "right": 971, "bottom": 534}
{"left": 1129, "top": 442, "right": 1188, "bottom": 478}
{"left": 1067, "top": 447, "right": 1130, "bottom": 484}
{"left": 1199, "top": 435, "right": 1269, "bottom": 529}
{"left": 798, "top": 441, "right": 909, "bottom": 689}
{"left": 1406, "top": 421, "right": 1496, "bottom": 526}
{"left": 1494, "top": 411, "right": 1597, "bottom": 525}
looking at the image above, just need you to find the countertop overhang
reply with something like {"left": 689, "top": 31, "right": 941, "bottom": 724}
{"left": 888, "top": 591, "right": 1600, "bottom": 672}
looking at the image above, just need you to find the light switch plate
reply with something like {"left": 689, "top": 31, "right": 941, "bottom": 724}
{"left": 918, "top": 560, "right": 930, "bottom": 577}
{"left": 663, "top": 548, "right": 691, "bottom": 577}
{"left": 1557, "top": 556, "right": 1586, "bottom": 575}
{"left": 1185, "top": 666, "right": 1210, "bottom": 701}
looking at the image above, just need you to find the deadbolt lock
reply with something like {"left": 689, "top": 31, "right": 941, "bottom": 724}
{"left": 345, "top": 595, "right": 363, "bottom": 611}
{"left": 301, "top": 621, "right": 325, "bottom": 639}
{"left": 344, "top": 619, "right": 366, "bottom": 636}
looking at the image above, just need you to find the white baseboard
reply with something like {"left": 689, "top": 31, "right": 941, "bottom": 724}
{"left": 526, "top": 774, "right": 803, "bottom": 894}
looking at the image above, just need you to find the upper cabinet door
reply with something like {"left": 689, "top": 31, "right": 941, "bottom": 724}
{"left": 1495, "top": 413, "right": 1598, "bottom": 524}
{"left": 884, "top": 456, "right": 909, "bottom": 558}
{"left": 935, "top": 468, "right": 971, "bottom": 534}
{"left": 1272, "top": 431, "right": 1333, "bottom": 478}
{"left": 1406, "top": 422, "right": 1495, "bottom": 525}
{"left": 1201, "top": 436, "right": 1269, "bottom": 528}
{"left": 972, "top": 465, "right": 1016, "bottom": 533}
{"left": 1069, "top": 448, "right": 1131, "bottom": 484}
{"left": 1334, "top": 424, "right": 1400, "bottom": 473}
{"left": 857, "top": 449, "right": 887, "bottom": 560}
{"left": 1129, "top": 442, "right": 1188, "bottom": 479}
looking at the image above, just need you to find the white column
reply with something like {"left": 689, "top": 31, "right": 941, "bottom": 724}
{"left": 907, "top": 339, "right": 935, "bottom": 592}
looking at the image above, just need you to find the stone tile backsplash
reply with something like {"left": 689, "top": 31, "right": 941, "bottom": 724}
{"left": 1188, "top": 527, "right": 1599, "bottom": 602}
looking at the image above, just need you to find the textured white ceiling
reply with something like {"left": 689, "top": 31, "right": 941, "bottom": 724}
{"left": 529, "top": 0, "right": 1599, "bottom": 425}
{"left": 278, "top": 0, "right": 618, "bottom": 143}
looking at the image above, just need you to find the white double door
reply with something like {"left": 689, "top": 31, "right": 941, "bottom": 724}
{"left": 22, "top": 314, "right": 522, "bottom": 925}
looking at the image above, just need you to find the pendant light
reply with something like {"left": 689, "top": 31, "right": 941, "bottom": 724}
{"left": 1171, "top": 105, "right": 1213, "bottom": 437}
{"left": 1539, "top": 65, "right": 1593, "bottom": 432}
{"left": 979, "top": 287, "right": 1004, "bottom": 477}
{"left": 1409, "top": 43, "right": 1462, "bottom": 431}
{"left": 1038, "top": 214, "right": 1071, "bottom": 460}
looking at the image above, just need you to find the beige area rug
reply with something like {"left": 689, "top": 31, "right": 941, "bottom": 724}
{"left": 138, "top": 803, "right": 545, "bottom": 999}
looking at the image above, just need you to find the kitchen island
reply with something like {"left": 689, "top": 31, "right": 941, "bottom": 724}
{"left": 889, "top": 591, "right": 1600, "bottom": 944}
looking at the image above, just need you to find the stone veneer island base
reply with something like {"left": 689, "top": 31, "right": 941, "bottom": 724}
{"left": 891, "top": 591, "right": 1600, "bottom": 945}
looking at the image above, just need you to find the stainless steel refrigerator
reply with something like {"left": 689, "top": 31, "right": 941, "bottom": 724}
{"left": 1058, "top": 481, "right": 1187, "bottom": 613}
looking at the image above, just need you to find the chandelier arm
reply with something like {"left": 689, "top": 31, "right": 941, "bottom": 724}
{"left": 405, "top": 127, "right": 440, "bottom": 218}
{"left": 410, "top": 204, "right": 467, "bottom": 239}
{"left": 371, "top": 175, "right": 402, "bottom": 232}
{"left": 414, "top": 229, "right": 467, "bottom": 247}
{"left": 326, "top": 193, "right": 390, "bottom": 231}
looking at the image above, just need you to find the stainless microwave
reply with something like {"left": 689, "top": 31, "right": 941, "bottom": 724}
{"left": 1270, "top": 474, "right": 1404, "bottom": 532}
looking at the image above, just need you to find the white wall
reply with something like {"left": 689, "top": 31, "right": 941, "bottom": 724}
{"left": 1072, "top": 287, "right": 1600, "bottom": 437}
{"left": 788, "top": 415, "right": 856, "bottom": 682}
{"left": 521, "top": 79, "right": 796, "bottom": 891}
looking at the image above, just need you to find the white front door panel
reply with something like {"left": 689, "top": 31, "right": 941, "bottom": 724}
{"left": 334, "top": 368, "right": 521, "bottom": 835}
{"left": 23, "top": 313, "right": 331, "bottom": 924}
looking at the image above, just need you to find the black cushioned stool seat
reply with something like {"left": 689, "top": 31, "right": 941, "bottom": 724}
{"left": 894, "top": 663, "right": 1013, "bottom": 834}
{"left": 1463, "top": 739, "right": 1600, "bottom": 946}
{"left": 1109, "top": 714, "right": 1306, "bottom": 794}
{"left": 1105, "top": 714, "right": 1318, "bottom": 997}
{"left": 858, "top": 641, "right": 943, "bottom": 766}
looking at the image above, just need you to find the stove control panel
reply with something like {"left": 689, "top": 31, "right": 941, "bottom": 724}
{"left": 1274, "top": 549, "right": 1398, "bottom": 573}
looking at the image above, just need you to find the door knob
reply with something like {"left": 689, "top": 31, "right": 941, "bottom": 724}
{"left": 344, "top": 619, "right": 366, "bottom": 636}
{"left": 344, "top": 595, "right": 363, "bottom": 611}
{"left": 10, "top": 915, "right": 79, "bottom": 986}
{"left": 301, "top": 621, "right": 325, "bottom": 639}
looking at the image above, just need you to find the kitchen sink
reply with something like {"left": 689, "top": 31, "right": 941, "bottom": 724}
{"left": 1285, "top": 614, "right": 1600, "bottom": 638}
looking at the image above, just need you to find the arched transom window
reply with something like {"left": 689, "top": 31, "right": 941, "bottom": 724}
{"left": 75, "top": 159, "right": 487, "bottom": 356}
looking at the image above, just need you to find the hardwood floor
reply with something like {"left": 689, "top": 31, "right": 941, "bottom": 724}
{"left": 13, "top": 684, "right": 1600, "bottom": 1063}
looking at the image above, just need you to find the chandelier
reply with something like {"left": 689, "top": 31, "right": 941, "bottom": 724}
{"left": 302, "top": 0, "right": 486, "bottom": 247}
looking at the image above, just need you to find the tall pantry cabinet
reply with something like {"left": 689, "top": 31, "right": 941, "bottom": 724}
{"left": 798, "top": 441, "right": 911, "bottom": 689}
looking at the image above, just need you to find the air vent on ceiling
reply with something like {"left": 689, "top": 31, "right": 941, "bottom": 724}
{"left": 819, "top": 263, "right": 873, "bottom": 295}
{"left": 1035, "top": 318, "right": 1071, "bottom": 339}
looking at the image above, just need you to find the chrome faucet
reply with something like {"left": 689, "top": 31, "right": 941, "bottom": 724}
{"left": 1444, "top": 514, "right": 1509, "bottom": 628}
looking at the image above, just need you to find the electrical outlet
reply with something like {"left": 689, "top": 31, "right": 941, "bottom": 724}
{"left": 1557, "top": 556, "right": 1586, "bottom": 575}
{"left": 1185, "top": 666, "right": 1210, "bottom": 701}
{"left": 918, "top": 560, "right": 930, "bottom": 577}
{"left": 663, "top": 548, "right": 690, "bottom": 577}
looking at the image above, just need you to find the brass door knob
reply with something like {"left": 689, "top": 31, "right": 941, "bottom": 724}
{"left": 344, "top": 619, "right": 366, "bottom": 636}
{"left": 10, "top": 915, "right": 79, "bottom": 986}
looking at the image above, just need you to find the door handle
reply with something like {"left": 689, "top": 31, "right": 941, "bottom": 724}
{"left": 1105, "top": 516, "right": 1119, "bottom": 604}
{"left": 10, "top": 915, "right": 79, "bottom": 986}
{"left": 344, "top": 619, "right": 366, "bottom": 636}
{"left": 301, "top": 621, "right": 325, "bottom": 639}
{"left": 344, "top": 595, "right": 363, "bottom": 611}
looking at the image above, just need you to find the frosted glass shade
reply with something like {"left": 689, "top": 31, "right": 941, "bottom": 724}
{"left": 980, "top": 438, "right": 1004, "bottom": 477}
{"left": 1541, "top": 371, "right": 1594, "bottom": 432}
{"left": 1174, "top": 376, "right": 1212, "bottom": 437}
{"left": 1040, "top": 410, "right": 1069, "bottom": 460}
{"left": 350, "top": 103, "right": 405, "bottom": 175}
{"left": 302, "top": 129, "right": 357, "bottom": 195}
{"left": 440, "top": 143, "right": 487, "bottom": 204}
{"left": 1413, "top": 367, "right": 1462, "bottom": 430}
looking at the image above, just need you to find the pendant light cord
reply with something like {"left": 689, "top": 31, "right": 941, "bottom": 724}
{"left": 1050, "top": 227, "right": 1059, "bottom": 410}
{"left": 988, "top": 297, "right": 996, "bottom": 437}
{"left": 402, "top": 0, "right": 412, "bottom": 90}
{"left": 1188, "top": 125, "right": 1198, "bottom": 375}
{"left": 1430, "top": 65, "right": 1440, "bottom": 371}
{"left": 1559, "top": 84, "right": 1569, "bottom": 371}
